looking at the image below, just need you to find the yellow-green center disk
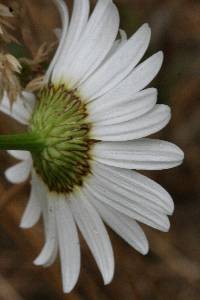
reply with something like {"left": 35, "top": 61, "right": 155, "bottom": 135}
{"left": 29, "top": 84, "right": 92, "bottom": 194}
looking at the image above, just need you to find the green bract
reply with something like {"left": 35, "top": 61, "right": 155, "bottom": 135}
{"left": 30, "top": 85, "right": 92, "bottom": 193}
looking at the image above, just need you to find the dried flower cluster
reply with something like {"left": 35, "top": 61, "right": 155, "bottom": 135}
{"left": 0, "top": 3, "right": 18, "bottom": 44}
{"left": 22, "top": 42, "right": 56, "bottom": 92}
{"left": 0, "top": 52, "right": 22, "bottom": 104}
{"left": 0, "top": 2, "right": 56, "bottom": 105}
{"left": 0, "top": 3, "right": 21, "bottom": 104}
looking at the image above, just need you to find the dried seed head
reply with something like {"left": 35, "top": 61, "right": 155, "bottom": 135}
{"left": 4, "top": 54, "right": 21, "bottom": 73}
{"left": 25, "top": 75, "right": 45, "bottom": 93}
{"left": 0, "top": 53, "right": 22, "bottom": 104}
{"left": 20, "top": 42, "right": 56, "bottom": 72}
{"left": 0, "top": 4, "right": 13, "bottom": 18}
{"left": 0, "top": 4, "right": 18, "bottom": 44}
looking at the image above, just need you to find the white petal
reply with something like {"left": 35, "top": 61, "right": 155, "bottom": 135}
{"left": 7, "top": 150, "right": 31, "bottom": 161}
{"left": 31, "top": 172, "right": 54, "bottom": 264}
{"left": 91, "top": 104, "right": 171, "bottom": 141}
{"left": 52, "top": 0, "right": 89, "bottom": 82}
{"left": 81, "top": 23, "right": 151, "bottom": 101}
{"left": 55, "top": 195, "right": 80, "bottom": 293}
{"left": 88, "top": 51, "right": 163, "bottom": 115}
{"left": 21, "top": 91, "right": 36, "bottom": 114}
{"left": 88, "top": 192, "right": 149, "bottom": 255}
{"left": 57, "top": 0, "right": 89, "bottom": 61}
{"left": 5, "top": 160, "right": 32, "bottom": 184}
{"left": 105, "top": 29, "right": 128, "bottom": 59}
{"left": 88, "top": 88, "right": 157, "bottom": 125}
{"left": 54, "top": 28, "right": 62, "bottom": 40}
{"left": 65, "top": 0, "right": 90, "bottom": 52}
{"left": 70, "top": 190, "right": 114, "bottom": 285}
{"left": 55, "top": 0, "right": 119, "bottom": 87}
{"left": 93, "top": 138, "right": 184, "bottom": 170}
{"left": 31, "top": 170, "right": 49, "bottom": 204}
{"left": 86, "top": 176, "right": 170, "bottom": 232}
{"left": 34, "top": 194, "right": 58, "bottom": 267}
{"left": 20, "top": 179, "right": 41, "bottom": 229}
{"left": 91, "top": 161, "right": 174, "bottom": 216}
{"left": 31, "top": 171, "right": 49, "bottom": 225}
{"left": 0, "top": 92, "right": 35, "bottom": 124}
{"left": 45, "top": 0, "right": 69, "bottom": 82}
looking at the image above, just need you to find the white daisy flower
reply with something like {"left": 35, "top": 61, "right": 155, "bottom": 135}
{"left": 0, "top": 0, "right": 184, "bottom": 293}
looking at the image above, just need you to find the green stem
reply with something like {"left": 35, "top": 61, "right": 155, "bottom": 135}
{"left": 0, "top": 132, "right": 45, "bottom": 152}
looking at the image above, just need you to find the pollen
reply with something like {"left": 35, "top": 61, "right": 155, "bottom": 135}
{"left": 29, "top": 84, "right": 92, "bottom": 194}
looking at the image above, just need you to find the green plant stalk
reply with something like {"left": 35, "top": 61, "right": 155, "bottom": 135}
{"left": 0, "top": 132, "right": 44, "bottom": 152}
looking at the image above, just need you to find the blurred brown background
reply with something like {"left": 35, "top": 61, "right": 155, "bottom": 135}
{"left": 0, "top": 0, "right": 200, "bottom": 299}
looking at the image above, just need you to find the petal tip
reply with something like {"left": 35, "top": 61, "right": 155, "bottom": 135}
{"left": 176, "top": 147, "right": 185, "bottom": 162}
{"left": 162, "top": 217, "right": 171, "bottom": 232}
{"left": 155, "top": 51, "right": 164, "bottom": 71}
{"left": 19, "top": 221, "right": 30, "bottom": 229}
{"left": 63, "top": 286, "right": 74, "bottom": 294}
{"left": 103, "top": 272, "right": 114, "bottom": 285}
{"left": 33, "top": 258, "right": 41, "bottom": 266}
{"left": 63, "top": 279, "right": 78, "bottom": 294}
{"left": 141, "top": 244, "right": 149, "bottom": 255}
{"left": 143, "top": 22, "right": 150, "bottom": 30}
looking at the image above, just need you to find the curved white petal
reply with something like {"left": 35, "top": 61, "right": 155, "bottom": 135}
{"left": 88, "top": 51, "right": 163, "bottom": 115}
{"left": 54, "top": 28, "right": 62, "bottom": 40}
{"left": 81, "top": 23, "right": 151, "bottom": 101}
{"left": 31, "top": 170, "right": 48, "bottom": 204}
{"left": 45, "top": 0, "right": 69, "bottom": 82}
{"left": 86, "top": 190, "right": 149, "bottom": 255}
{"left": 86, "top": 176, "right": 170, "bottom": 232}
{"left": 7, "top": 150, "right": 31, "bottom": 161}
{"left": 91, "top": 104, "right": 171, "bottom": 141}
{"left": 31, "top": 172, "right": 54, "bottom": 265}
{"left": 34, "top": 194, "right": 58, "bottom": 267}
{"left": 55, "top": 0, "right": 119, "bottom": 87}
{"left": 93, "top": 138, "right": 184, "bottom": 170}
{"left": 0, "top": 92, "right": 35, "bottom": 125}
{"left": 70, "top": 190, "right": 114, "bottom": 285}
{"left": 5, "top": 160, "right": 32, "bottom": 184}
{"left": 91, "top": 161, "right": 174, "bottom": 216}
{"left": 21, "top": 91, "right": 36, "bottom": 114}
{"left": 105, "top": 29, "right": 128, "bottom": 59}
{"left": 52, "top": 0, "right": 89, "bottom": 82}
{"left": 88, "top": 88, "right": 157, "bottom": 125}
{"left": 20, "top": 179, "right": 41, "bottom": 229}
{"left": 56, "top": 0, "right": 89, "bottom": 65}
{"left": 55, "top": 195, "right": 80, "bottom": 293}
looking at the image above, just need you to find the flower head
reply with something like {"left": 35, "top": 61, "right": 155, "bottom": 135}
{"left": 0, "top": 0, "right": 184, "bottom": 293}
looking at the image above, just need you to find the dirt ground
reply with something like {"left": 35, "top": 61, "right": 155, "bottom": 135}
{"left": 0, "top": 0, "right": 200, "bottom": 299}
